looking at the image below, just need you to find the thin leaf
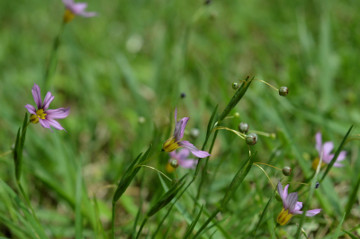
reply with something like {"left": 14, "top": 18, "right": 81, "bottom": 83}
{"left": 184, "top": 205, "right": 203, "bottom": 238}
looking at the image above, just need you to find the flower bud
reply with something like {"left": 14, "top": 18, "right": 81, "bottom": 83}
{"left": 190, "top": 128, "right": 200, "bottom": 139}
{"left": 170, "top": 159, "right": 179, "bottom": 168}
{"left": 232, "top": 82, "right": 239, "bottom": 90}
{"left": 238, "top": 122, "right": 249, "bottom": 133}
{"left": 180, "top": 93, "right": 186, "bottom": 98}
{"left": 138, "top": 116, "right": 146, "bottom": 124}
{"left": 315, "top": 182, "right": 320, "bottom": 189}
{"left": 282, "top": 166, "right": 292, "bottom": 176}
{"left": 279, "top": 86, "right": 288, "bottom": 96}
{"left": 234, "top": 112, "right": 240, "bottom": 118}
{"left": 246, "top": 133, "right": 258, "bottom": 145}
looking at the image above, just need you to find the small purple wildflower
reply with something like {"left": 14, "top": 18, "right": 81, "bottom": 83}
{"left": 277, "top": 182, "right": 321, "bottom": 226}
{"left": 162, "top": 109, "right": 210, "bottom": 158}
{"left": 25, "top": 84, "right": 70, "bottom": 131}
{"left": 62, "top": 0, "right": 96, "bottom": 22}
{"left": 313, "top": 132, "right": 346, "bottom": 169}
{"left": 169, "top": 148, "right": 197, "bottom": 169}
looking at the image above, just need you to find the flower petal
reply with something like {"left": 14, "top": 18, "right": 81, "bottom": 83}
{"left": 39, "top": 119, "right": 51, "bottom": 129}
{"left": 25, "top": 104, "right": 36, "bottom": 114}
{"left": 293, "top": 201, "right": 303, "bottom": 214}
{"left": 173, "top": 117, "right": 189, "bottom": 141}
{"left": 42, "top": 92, "right": 54, "bottom": 110}
{"left": 286, "top": 192, "right": 298, "bottom": 213}
{"left": 336, "top": 151, "right": 347, "bottom": 162}
{"left": 62, "top": 0, "right": 73, "bottom": 6}
{"left": 179, "top": 141, "right": 210, "bottom": 158}
{"left": 315, "top": 132, "right": 322, "bottom": 153}
{"left": 178, "top": 158, "right": 197, "bottom": 168}
{"left": 305, "top": 209, "right": 321, "bottom": 217}
{"left": 46, "top": 107, "right": 70, "bottom": 119}
{"left": 177, "top": 148, "right": 190, "bottom": 160}
{"left": 32, "top": 83, "right": 42, "bottom": 109}
{"left": 169, "top": 151, "right": 177, "bottom": 159}
{"left": 47, "top": 119, "right": 65, "bottom": 131}
{"left": 323, "top": 142, "right": 334, "bottom": 156}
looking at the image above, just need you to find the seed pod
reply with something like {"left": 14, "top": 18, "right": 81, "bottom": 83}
{"left": 238, "top": 122, "right": 249, "bottom": 133}
{"left": 170, "top": 159, "right": 179, "bottom": 169}
{"left": 232, "top": 82, "right": 239, "bottom": 90}
{"left": 246, "top": 133, "right": 258, "bottom": 145}
{"left": 190, "top": 128, "right": 200, "bottom": 139}
{"left": 282, "top": 166, "right": 292, "bottom": 176}
{"left": 279, "top": 86, "right": 289, "bottom": 96}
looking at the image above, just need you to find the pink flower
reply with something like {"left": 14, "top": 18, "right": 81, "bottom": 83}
{"left": 169, "top": 149, "right": 198, "bottom": 169}
{"left": 162, "top": 109, "right": 210, "bottom": 158}
{"left": 315, "top": 132, "right": 346, "bottom": 167}
{"left": 25, "top": 84, "right": 70, "bottom": 131}
{"left": 277, "top": 182, "right": 321, "bottom": 226}
{"left": 62, "top": 0, "right": 96, "bottom": 21}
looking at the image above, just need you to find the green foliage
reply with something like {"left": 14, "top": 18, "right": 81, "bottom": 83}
{"left": 1, "top": 0, "right": 360, "bottom": 238}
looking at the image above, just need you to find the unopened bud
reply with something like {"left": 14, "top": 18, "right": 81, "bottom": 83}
{"left": 282, "top": 166, "right": 292, "bottom": 176}
{"left": 234, "top": 112, "right": 240, "bottom": 118}
{"left": 138, "top": 116, "right": 146, "bottom": 124}
{"left": 190, "top": 128, "right": 200, "bottom": 139}
{"left": 315, "top": 182, "right": 320, "bottom": 189}
{"left": 204, "top": 0, "right": 211, "bottom": 5}
{"left": 279, "top": 86, "right": 288, "bottom": 96}
{"left": 170, "top": 159, "right": 179, "bottom": 168}
{"left": 246, "top": 133, "right": 258, "bottom": 145}
{"left": 180, "top": 93, "right": 186, "bottom": 98}
{"left": 232, "top": 82, "right": 239, "bottom": 90}
{"left": 238, "top": 122, "right": 249, "bottom": 133}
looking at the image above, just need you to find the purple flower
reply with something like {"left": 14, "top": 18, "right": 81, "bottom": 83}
{"left": 25, "top": 84, "right": 70, "bottom": 131}
{"left": 62, "top": 0, "right": 96, "bottom": 22}
{"left": 170, "top": 148, "right": 197, "bottom": 168}
{"left": 313, "top": 132, "right": 346, "bottom": 169}
{"left": 162, "top": 109, "right": 210, "bottom": 158}
{"left": 277, "top": 182, "right": 321, "bottom": 226}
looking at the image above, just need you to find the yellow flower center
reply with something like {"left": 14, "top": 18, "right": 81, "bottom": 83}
{"left": 162, "top": 137, "right": 181, "bottom": 152}
{"left": 312, "top": 157, "right": 326, "bottom": 170}
{"left": 63, "top": 9, "right": 75, "bottom": 23}
{"left": 30, "top": 109, "right": 47, "bottom": 124}
{"left": 277, "top": 208, "right": 293, "bottom": 226}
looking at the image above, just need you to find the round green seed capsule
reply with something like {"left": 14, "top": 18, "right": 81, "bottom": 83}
{"left": 279, "top": 86, "right": 289, "bottom": 96}
{"left": 282, "top": 166, "right": 292, "bottom": 176}
{"left": 190, "top": 128, "right": 200, "bottom": 139}
{"left": 170, "top": 159, "right": 179, "bottom": 168}
{"left": 246, "top": 133, "right": 258, "bottom": 145}
{"left": 232, "top": 82, "right": 239, "bottom": 90}
{"left": 238, "top": 122, "right": 249, "bottom": 133}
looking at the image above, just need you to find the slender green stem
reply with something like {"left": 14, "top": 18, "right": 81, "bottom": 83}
{"left": 111, "top": 202, "right": 116, "bottom": 239}
{"left": 135, "top": 217, "right": 148, "bottom": 239}
{"left": 17, "top": 180, "right": 39, "bottom": 222}
{"left": 44, "top": 20, "right": 66, "bottom": 89}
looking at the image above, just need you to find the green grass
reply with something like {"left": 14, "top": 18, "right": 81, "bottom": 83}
{"left": 1, "top": 0, "right": 360, "bottom": 238}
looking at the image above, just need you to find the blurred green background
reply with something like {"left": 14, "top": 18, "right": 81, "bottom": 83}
{"left": 0, "top": 0, "right": 360, "bottom": 238}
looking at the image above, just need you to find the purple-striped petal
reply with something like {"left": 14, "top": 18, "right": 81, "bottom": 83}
{"left": 32, "top": 84, "right": 42, "bottom": 109}
{"left": 286, "top": 192, "right": 298, "bottom": 213}
{"left": 337, "top": 151, "right": 347, "bottom": 162}
{"left": 46, "top": 107, "right": 70, "bottom": 119}
{"left": 179, "top": 141, "right": 210, "bottom": 158}
{"left": 173, "top": 117, "right": 189, "bottom": 141}
{"left": 77, "top": 11, "right": 97, "bottom": 17}
{"left": 315, "top": 132, "right": 322, "bottom": 153}
{"left": 305, "top": 209, "right": 321, "bottom": 217}
{"left": 43, "top": 92, "right": 54, "bottom": 110}
{"left": 39, "top": 119, "right": 51, "bottom": 129}
{"left": 178, "top": 158, "right": 197, "bottom": 169}
{"left": 47, "top": 119, "right": 65, "bottom": 131}
{"left": 169, "top": 151, "right": 177, "bottom": 159}
{"left": 25, "top": 104, "right": 36, "bottom": 114}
